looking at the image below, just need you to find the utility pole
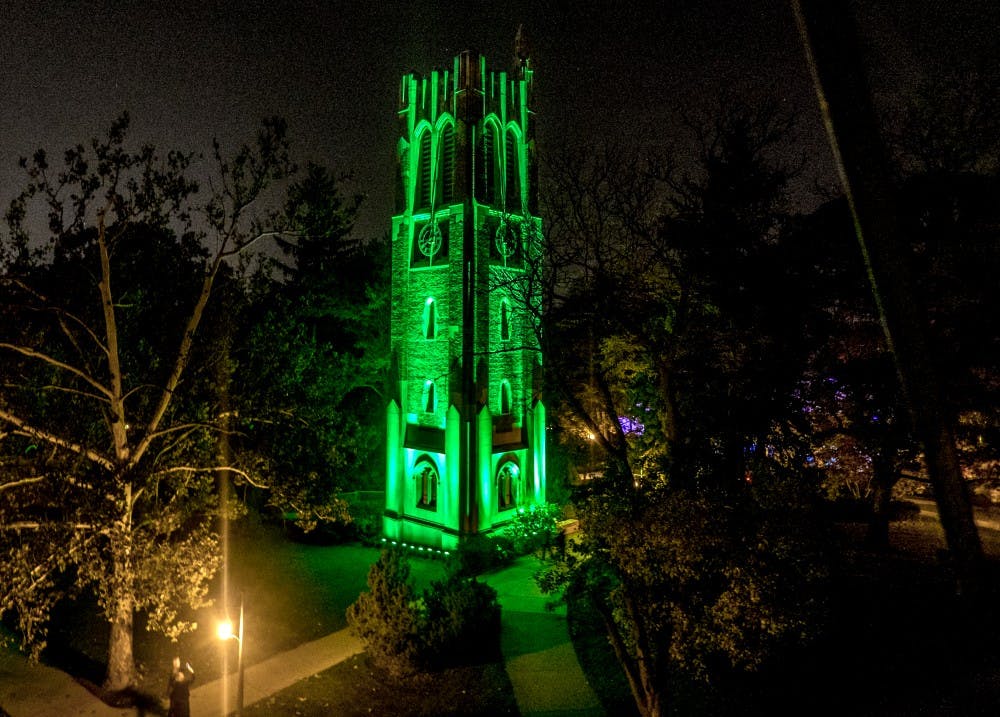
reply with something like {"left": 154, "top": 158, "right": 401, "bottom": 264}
{"left": 791, "top": 0, "right": 984, "bottom": 598}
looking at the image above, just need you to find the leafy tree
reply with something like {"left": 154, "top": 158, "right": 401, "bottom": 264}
{"left": 792, "top": 67, "right": 1000, "bottom": 547}
{"left": 898, "top": 172, "right": 1000, "bottom": 506}
{"left": 891, "top": 67, "right": 1000, "bottom": 175}
{"left": 785, "top": 198, "right": 919, "bottom": 548}
{"left": 230, "top": 163, "right": 388, "bottom": 530}
{"left": 0, "top": 114, "right": 293, "bottom": 693}
{"left": 540, "top": 471, "right": 828, "bottom": 717}
{"left": 795, "top": 0, "right": 984, "bottom": 596}
{"left": 541, "top": 97, "right": 812, "bottom": 489}
{"left": 537, "top": 100, "right": 831, "bottom": 716}
{"left": 655, "top": 98, "right": 816, "bottom": 485}
{"left": 540, "top": 141, "right": 670, "bottom": 486}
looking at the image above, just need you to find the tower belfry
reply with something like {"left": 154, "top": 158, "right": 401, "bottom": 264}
{"left": 384, "top": 47, "right": 546, "bottom": 549}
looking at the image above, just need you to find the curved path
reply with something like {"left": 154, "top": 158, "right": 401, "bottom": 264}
{"left": 0, "top": 555, "right": 603, "bottom": 716}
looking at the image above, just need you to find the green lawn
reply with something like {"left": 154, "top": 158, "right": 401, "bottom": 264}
{"left": 43, "top": 518, "right": 456, "bottom": 706}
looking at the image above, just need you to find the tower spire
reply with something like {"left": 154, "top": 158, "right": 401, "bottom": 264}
{"left": 514, "top": 24, "right": 530, "bottom": 76}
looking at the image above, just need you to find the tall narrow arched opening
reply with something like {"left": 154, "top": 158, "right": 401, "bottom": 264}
{"left": 416, "top": 128, "right": 432, "bottom": 211}
{"left": 505, "top": 129, "right": 521, "bottom": 212}
{"left": 439, "top": 121, "right": 455, "bottom": 204}
{"left": 423, "top": 297, "right": 437, "bottom": 339}
{"left": 476, "top": 120, "right": 498, "bottom": 204}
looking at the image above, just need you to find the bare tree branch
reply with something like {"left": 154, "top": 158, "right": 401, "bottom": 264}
{"left": 0, "top": 476, "right": 45, "bottom": 492}
{"left": 40, "top": 383, "right": 111, "bottom": 403}
{"left": 0, "top": 344, "right": 112, "bottom": 400}
{"left": 1, "top": 521, "right": 96, "bottom": 531}
{"left": 151, "top": 465, "right": 268, "bottom": 488}
{"left": 0, "top": 408, "right": 114, "bottom": 470}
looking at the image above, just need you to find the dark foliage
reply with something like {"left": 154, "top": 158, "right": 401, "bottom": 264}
{"left": 346, "top": 549, "right": 502, "bottom": 676}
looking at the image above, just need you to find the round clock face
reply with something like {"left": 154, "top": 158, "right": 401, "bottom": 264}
{"left": 418, "top": 221, "right": 442, "bottom": 257}
{"left": 494, "top": 219, "right": 518, "bottom": 258}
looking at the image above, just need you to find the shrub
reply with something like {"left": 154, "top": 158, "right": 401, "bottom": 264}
{"left": 446, "top": 503, "right": 563, "bottom": 577}
{"left": 346, "top": 549, "right": 423, "bottom": 676}
{"left": 422, "top": 573, "right": 501, "bottom": 668}
{"left": 347, "top": 549, "right": 503, "bottom": 674}
{"left": 450, "top": 533, "right": 516, "bottom": 577}
{"left": 346, "top": 498, "right": 384, "bottom": 545}
{"left": 503, "top": 502, "right": 562, "bottom": 555}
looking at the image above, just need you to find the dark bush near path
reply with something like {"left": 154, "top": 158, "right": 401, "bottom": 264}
{"left": 347, "top": 548, "right": 502, "bottom": 675}
{"left": 447, "top": 503, "right": 563, "bottom": 577}
{"left": 449, "top": 533, "right": 516, "bottom": 576}
{"left": 346, "top": 549, "right": 423, "bottom": 677}
{"left": 423, "top": 572, "right": 502, "bottom": 668}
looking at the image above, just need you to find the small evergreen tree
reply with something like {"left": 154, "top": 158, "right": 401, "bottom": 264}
{"left": 347, "top": 549, "right": 502, "bottom": 675}
{"left": 346, "top": 549, "right": 423, "bottom": 677}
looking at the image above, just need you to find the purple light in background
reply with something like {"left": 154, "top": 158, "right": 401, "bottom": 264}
{"left": 618, "top": 416, "right": 645, "bottom": 436}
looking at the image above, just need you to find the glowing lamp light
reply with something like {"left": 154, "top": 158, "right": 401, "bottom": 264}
{"left": 218, "top": 595, "right": 245, "bottom": 717}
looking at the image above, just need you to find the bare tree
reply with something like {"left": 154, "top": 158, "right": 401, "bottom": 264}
{"left": 0, "top": 114, "right": 293, "bottom": 693}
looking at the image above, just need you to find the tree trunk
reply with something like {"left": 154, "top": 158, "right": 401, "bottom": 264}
{"left": 105, "top": 513, "right": 137, "bottom": 693}
{"left": 593, "top": 588, "right": 667, "bottom": 717}
{"left": 866, "top": 452, "right": 894, "bottom": 550}
{"left": 104, "top": 597, "right": 135, "bottom": 693}
{"left": 793, "top": 0, "right": 983, "bottom": 598}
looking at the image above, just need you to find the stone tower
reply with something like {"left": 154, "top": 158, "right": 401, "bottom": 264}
{"left": 383, "top": 47, "right": 545, "bottom": 549}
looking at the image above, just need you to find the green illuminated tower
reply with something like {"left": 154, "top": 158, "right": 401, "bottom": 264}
{"left": 384, "top": 46, "right": 545, "bottom": 549}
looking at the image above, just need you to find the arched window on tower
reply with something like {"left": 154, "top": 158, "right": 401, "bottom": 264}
{"left": 476, "top": 122, "right": 497, "bottom": 204}
{"left": 416, "top": 129, "right": 432, "bottom": 211}
{"left": 500, "top": 380, "right": 512, "bottom": 416}
{"left": 497, "top": 461, "right": 520, "bottom": 511}
{"left": 423, "top": 297, "right": 437, "bottom": 339}
{"left": 414, "top": 457, "right": 439, "bottom": 510}
{"left": 439, "top": 122, "right": 455, "bottom": 204}
{"left": 422, "top": 380, "right": 436, "bottom": 414}
{"left": 499, "top": 298, "right": 510, "bottom": 342}
{"left": 505, "top": 130, "right": 521, "bottom": 212}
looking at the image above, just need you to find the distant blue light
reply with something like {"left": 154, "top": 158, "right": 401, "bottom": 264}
{"left": 618, "top": 416, "right": 645, "bottom": 436}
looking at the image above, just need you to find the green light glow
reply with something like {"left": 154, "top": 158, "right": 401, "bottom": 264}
{"left": 385, "top": 51, "right": 545, "bottom": 548}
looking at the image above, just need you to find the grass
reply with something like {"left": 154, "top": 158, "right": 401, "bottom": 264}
{"left": 41, "top": 516, "right": 453, "bottom": 707}
{"left": 243, "top": 653, "right": 518, "bottom": 717}
{"left": 565, "top": 588, "right": 638, "bottom": 717}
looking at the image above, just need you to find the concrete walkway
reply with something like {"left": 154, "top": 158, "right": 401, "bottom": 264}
{"left": 483, "top": 557, "right": 604, "bottom": 717}
{"left": 0, "top": 556, "right": 603, "bottom": 717}
{"left": 190, "top": 628, "right": 364, "bottom": 716}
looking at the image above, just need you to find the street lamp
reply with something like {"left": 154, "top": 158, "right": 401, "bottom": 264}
{"left": 217, "top": 593, "right": 245, "bottom": 717}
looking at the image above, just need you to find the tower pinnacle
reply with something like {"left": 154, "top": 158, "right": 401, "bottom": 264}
{"left": 514, "top": 24, "right": 530, "bottom": 74}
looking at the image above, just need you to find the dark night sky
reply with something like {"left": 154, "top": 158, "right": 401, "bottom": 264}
{"left": 2, "top": 1, "right": 997, "bottom": 238}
